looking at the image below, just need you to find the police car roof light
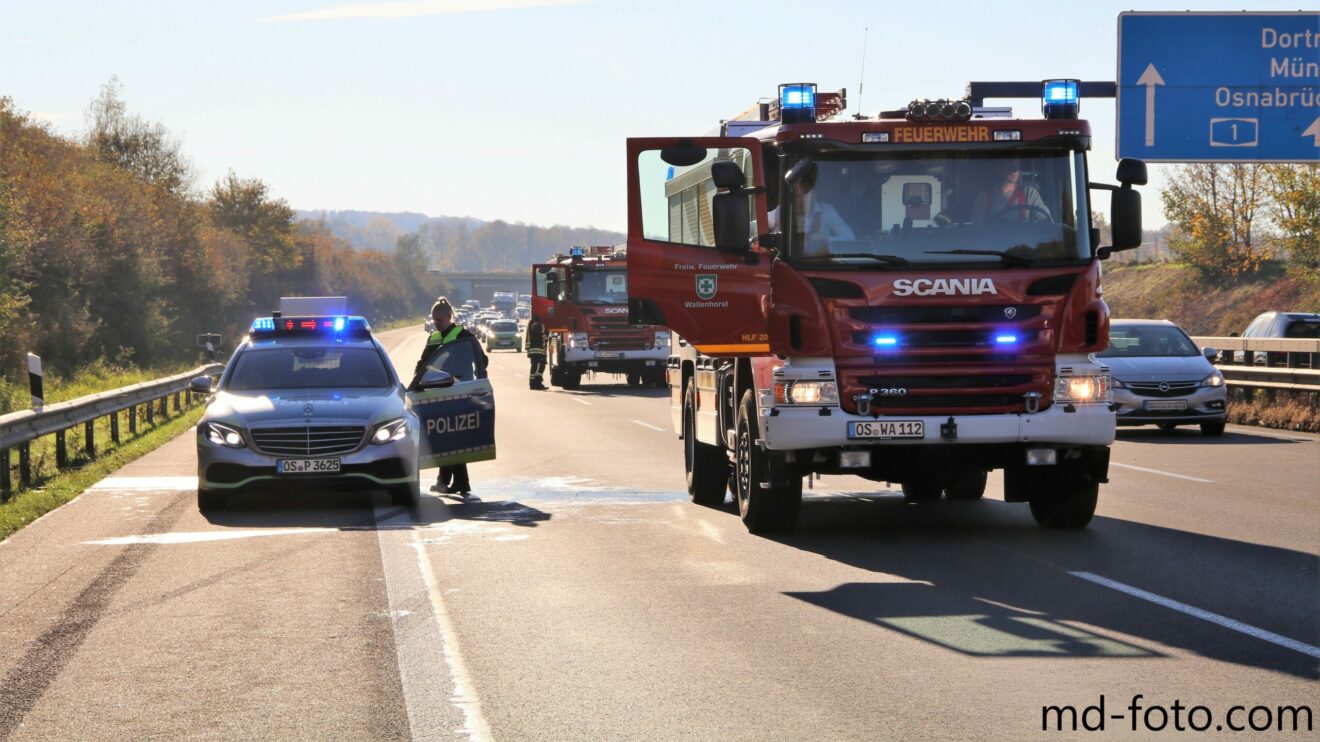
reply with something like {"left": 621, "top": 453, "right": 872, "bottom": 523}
{"left": 1042, "top": 79, "right": 1080, "bottom": 120}
{"left": 250, "top": 315, "right": 370, "bottom": 337}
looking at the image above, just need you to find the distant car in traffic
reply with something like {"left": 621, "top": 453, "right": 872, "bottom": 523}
{"left": 1101, "top": 319, "right": 1227, "bottom": 436}
{"left": 1234, "top": 311, "right": 1320, "bottom": 365}
{"left": 485, "top": 320, "right": 522, "bottom": 352}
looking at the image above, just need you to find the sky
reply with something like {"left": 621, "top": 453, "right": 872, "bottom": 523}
{"left": 0, "top": 0, "right": 1302, "bottom": 233}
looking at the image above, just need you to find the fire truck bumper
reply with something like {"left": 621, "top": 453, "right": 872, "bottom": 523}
{"left": 562, "top": 347, "right": 668, "bottom": 373}
{"left": 760, "top": 403, "right": 1116, "bottom": 451}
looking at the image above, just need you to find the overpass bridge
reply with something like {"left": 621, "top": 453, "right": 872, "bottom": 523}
{"left": 429, "top": 271, "right": 528, "bottom": 304}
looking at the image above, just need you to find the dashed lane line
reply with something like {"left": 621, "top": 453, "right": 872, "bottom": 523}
{"left": 569, "top": 397, "right": 592, "bottom": 406}
{"left": 631, "top": 419, "right": 665, "bottom": 432}
{"left": 1071, "top": 571, "right": 1320, "bottom": 660}
{"left": 1111, "top": 462, "right": 1213, "bottom": 484}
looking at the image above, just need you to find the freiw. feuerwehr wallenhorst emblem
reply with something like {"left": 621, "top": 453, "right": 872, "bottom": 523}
{"left": 696, "top": 274, "right": 718, "bottom": 300}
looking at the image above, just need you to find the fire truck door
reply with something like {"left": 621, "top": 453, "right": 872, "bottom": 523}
{"left": 407, "top": 336, "right": 496, "bottom": 468}
{"left": 626, "top": 137, "right": 772, "bottom": 356}
{"left": 531, "top": 264, "right": 568, "bottom": 331}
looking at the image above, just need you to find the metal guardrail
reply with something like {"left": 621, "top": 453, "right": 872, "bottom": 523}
{"left": 0, "top": 363, "right": 224, "bottom": 498}
{"left": 1191, "top": 337, "right": 1320, "bottom": 392}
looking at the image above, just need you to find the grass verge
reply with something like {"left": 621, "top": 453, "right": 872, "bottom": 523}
{"left": 1227, "top": 389, "right": 1320, "bottom": 433}
{"left": 0, "top": 405, "right": 202, "bottom": 542}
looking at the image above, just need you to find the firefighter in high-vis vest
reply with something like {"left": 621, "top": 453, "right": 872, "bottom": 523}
{"left": 414, "top": 298, "right": 488, "bottom": 495}
{"left": 526, "top": 318, "right": 547, "bottom": 390}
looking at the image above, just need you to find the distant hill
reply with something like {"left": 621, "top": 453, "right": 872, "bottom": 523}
{"left": 295, "top": 209, "right": 624, "bottom": 272}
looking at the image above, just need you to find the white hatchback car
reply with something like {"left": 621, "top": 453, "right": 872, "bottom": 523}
{"left": 1101, "top": 319, "right": 1227, "bottom": 435}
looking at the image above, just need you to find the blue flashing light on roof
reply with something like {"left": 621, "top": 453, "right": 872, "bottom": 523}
{"left": 251, "top": 317, "right": 275, "bottom": 332}
{"left": 333, "top": 316, "right": 346, "bottom": 332}
{"left": 1042, "top": 79, "right": 1080, "bottom": 120}
{"left": 778, "top": 82, "right": 817, "bottom": 124}
{"left": 569, "top": 247, "right": 585, "bottom": 257}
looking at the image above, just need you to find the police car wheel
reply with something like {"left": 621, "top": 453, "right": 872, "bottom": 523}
{"left": 944, "top": 470, "right": 987, "bottom": 500}
{"left": 685, "top": 383, "right": 729, "bottom": 507}
{"left": 734, "top": 390, "right": 801, "bottom": 533}
{"left": 389, "top": 480, "right": 421, "bottom": 508}
{"left": 197, "top": 488, "right": 227, "bottom": 512}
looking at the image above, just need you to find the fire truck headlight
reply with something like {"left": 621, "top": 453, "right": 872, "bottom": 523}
{"left": 1054, "top": 372, "right": 1111, "bottom": 404}
{"left": 568, "top": 333, "right": 589, "bottom": 349}
{"left": 774, "top": 381, "right": 838, "bottom": 406}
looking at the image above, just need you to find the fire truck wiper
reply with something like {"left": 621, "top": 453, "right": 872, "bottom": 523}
{"left": 923, "top": 249, "right": 1035, "bottom": 266}
{"left": 800, "top": 253, "right": 910, "bottom": 265}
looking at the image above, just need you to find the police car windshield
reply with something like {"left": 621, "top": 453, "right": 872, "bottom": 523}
{"left": 228, "top": 347, "right": 391, "bottom": 390}
{"left": 1100, "top": 326, "right": 1199, "bottom": 358}
{"left": 574, "top": 269, "right": 628, "bottom": 304}
{"left": 784, "top": 150, "right": 1091, "bottom": 267}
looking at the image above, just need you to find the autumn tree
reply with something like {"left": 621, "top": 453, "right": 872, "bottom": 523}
{"left": 1162, "top": 163, "right": 1270, "bottom": 279}
{"left": 1262, "top": 164, "right": 1320, "bottom": 286}
{"left": 85, "top": 78, "right": 194, "bottom": 196}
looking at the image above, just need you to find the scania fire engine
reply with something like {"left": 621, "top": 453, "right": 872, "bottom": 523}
{"left": 626, "top": 81, "right": 1147, "bottom": 532}
{"left": 532, "top": 245, "right": 670, "bottom": 389}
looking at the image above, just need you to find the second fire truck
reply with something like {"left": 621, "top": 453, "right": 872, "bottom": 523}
{"left": 532, "top": 246, "right": 669, "bottom": 389}
{"left": 626, "top": 81, "right": 1148, "bottom": 532}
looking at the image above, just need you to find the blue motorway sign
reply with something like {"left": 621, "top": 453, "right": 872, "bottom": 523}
{"left": 1118, "top": 12, "right": 1319, "bottom": 162}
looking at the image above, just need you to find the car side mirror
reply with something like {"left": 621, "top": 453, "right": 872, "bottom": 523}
{"left": 189, "top": 376, "right": 214, "bottom": 394}
{"left": 1203, "top": 347, "right": 1218, "bottom": 361}
{"left": 417, "top": 370, "right": 455, "bottom": 389}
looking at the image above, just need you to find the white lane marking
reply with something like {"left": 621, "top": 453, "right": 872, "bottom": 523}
{"left": 1110, "top": 462, "right": 1213, "bottom": 484}
{"left": 90, "top": 476, "right": 198, "bottom": 490}
{"left": 630, "top": 419, "right": 665, "bottom": 432}
{"left": 84, "top": 528, "right": 326, "bottom": 545}
{"left": 1070, "top": 571, "right": 1320, "bottom": 660}
{"left": 375, "top": 507, "right": 493, "bottom": 741}
{"left": 569, "top": 397, "right": 592, "bottom": 406}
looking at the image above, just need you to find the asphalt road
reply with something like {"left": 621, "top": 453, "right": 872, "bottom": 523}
{"left": 1, "top": 324, "right": 1316, "bottom": 740}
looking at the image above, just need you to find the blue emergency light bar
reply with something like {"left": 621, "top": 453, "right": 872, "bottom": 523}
{"left": 250, "top": 315, "right": 371, "bottom": 337}
{"left": 569, "top": 247, "right": 585, "bottom": 257}
{"left": 779, "top": 83, "right": 817, "bottom": 124}
{"left": 1042, "top": 79, "right": 1080, "bottom": 120}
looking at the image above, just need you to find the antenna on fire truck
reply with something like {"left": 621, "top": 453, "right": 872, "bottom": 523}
{"left": 853, "top": 27, "right": 869, "bottom": 120}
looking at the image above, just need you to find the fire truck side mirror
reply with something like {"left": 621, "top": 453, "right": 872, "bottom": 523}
{"left": 1115, "top": 158, "right": 1148, "bottom": 187}
{"left": 1109, "top": 187, "right": 1143, "bottom": 251}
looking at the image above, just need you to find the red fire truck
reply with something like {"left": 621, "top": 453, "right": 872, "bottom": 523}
{"left": 626, "top": 81, "right": 1147, "bottom": 532}
{"left": 532, "top": 245, "right": 669, "bottom": 389}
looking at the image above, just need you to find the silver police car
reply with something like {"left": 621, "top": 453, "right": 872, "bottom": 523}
{"left": 1101, "top": 319, "right": 1228, "bottom": 436}
{"left": 193, "top": 315, "right": 420, "bottom": 511}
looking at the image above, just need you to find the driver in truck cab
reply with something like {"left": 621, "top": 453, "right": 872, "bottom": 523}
{"left": 771, "top": 164, "right": 855, "bottom": 257}
{"left": 972, "top": 159, "right": 1052, "bottom": 223}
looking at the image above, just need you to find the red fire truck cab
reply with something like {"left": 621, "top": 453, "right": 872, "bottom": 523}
{"left": 627, "top": 81, "right": 1147, "bottom": 532}
{"left": 532, "top": 246, "right": 670, "bottom": 389}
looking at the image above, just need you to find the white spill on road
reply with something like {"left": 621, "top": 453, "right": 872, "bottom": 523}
{"left": 83, "top": 528, "right": 329, "bottom": 546}
{"left": 90, "top": 476, "right": 198, "bottom": 490}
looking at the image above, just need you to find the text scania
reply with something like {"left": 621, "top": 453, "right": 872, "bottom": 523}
{"left": 892, "top": 278, "right": 998, "bottom": 297}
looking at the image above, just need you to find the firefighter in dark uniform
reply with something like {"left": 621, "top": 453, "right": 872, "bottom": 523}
{"left": 414, "top": 298, "right": 488, "bottom": 495}
{"left": 526, "top": 318, "right": 547, "bottom": 390}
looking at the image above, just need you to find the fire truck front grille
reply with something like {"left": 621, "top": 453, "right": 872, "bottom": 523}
{"left": 841, "top": 366, "right": 1052, "bottom": 415}
{"left": 856, "top": 373, "right": 1035, "bottom": 389}
{"left": 849, "top": 305, "right": 1043, "bottom": 324}
{"left": 851, "top": 329, "right": 1041, "bottom": 348}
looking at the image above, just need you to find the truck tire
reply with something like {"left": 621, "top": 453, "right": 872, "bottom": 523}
{"left": 734, "top": 390, "right": 801, "bottom": 533}
{"left": 563, "top": 371, "right": 582, "bottom": 390}
{"left": 684, "top": 383, "right": 729, "bottom": 506}
{"left": 944, "top": 470, "right": 988, "bottom": 500}
{"left": 1028, "top": 481, "right": 1098, "bottom": 529}
{"left": 197, "top": 488, "right": 227, "bottom": 512}
{"left": 549, "top": 365, "right": 565, "bottom": 387}
{"left": 650, "top": 370, "right": 667, "bottom": 389}
{"left": 901, "top": 478, "right": 942, "bottom": 502}
{"left": 1200, "top": 422, "right": 1226, "bottom": 436}
{"left": 389, "top": 479, "right": 421, "bottom": 508}
{"left": 627, "top": 373, "right": 642, "bottom": 387}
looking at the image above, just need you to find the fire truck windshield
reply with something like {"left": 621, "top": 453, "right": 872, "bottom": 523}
{"left": 784, "top": 150, "right": 1092, "bottom": 266}
{"left": 574, "top": 268, "right": 628, "bottom": 305}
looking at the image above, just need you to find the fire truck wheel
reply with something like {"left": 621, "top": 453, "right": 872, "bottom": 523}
{"left": 650, "top": 372, "right": 667, "bottom": 389}
{"left": 944, "top": 470, "right": 987, "bottom": 500}
{"left": 197, "top": 488, "right": 227, "bottom": 512}
{"left": 549, "top": 365, "right": 565, "bottom": 387}
{"left": 735, "top": 390, "right": 801, "bottom": 533}
{"left": 1028, "top": 481, "right": 1098, "bottom": 529}
{"left": 900, "top": 478, "right": 943, "bottom": 502}
{"left": 562, "top": 371, "right": 582, "bottom": 390}
{"left": 684, "top": 383, "right": 729, "bottom": 506}
{"left": 627, "top": 373, "right": 642, "bottom": 387}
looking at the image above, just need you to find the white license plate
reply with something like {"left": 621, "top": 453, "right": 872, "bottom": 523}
{"left": 848, "top": 420, "right": 924, "bottom": 439}
{"left": 278, "top": 458, "right": 341, "bottom": 474}
{"left": 596, "top": 352, "right": 623, "bottom": 359}
{"left": 1144, "top": 400, "right": 1188, "bottom": 411}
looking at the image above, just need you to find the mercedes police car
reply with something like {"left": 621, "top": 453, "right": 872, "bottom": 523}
{"left": 192, "top": 311, "right": 422, "bottom": 511}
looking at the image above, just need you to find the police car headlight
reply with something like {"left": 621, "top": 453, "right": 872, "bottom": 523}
{"left": 203, "top": 422, "right": 246, "bottom": 448}
{"left": 1053, "top": 372, "right": 1111, "bottom": 403}
{"left": 371, "top": 418, "right": 409, "bottom": 444}
{"left": 773, "top": 380, "right": 838, "bottom": 406}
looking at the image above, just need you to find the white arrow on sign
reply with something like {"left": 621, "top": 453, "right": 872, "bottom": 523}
{"left": 1137, "top": 63, "right": 1165, "bottom": 147}
{"left": 1304, "top": 117, "right": 1320, "bottom": 146}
